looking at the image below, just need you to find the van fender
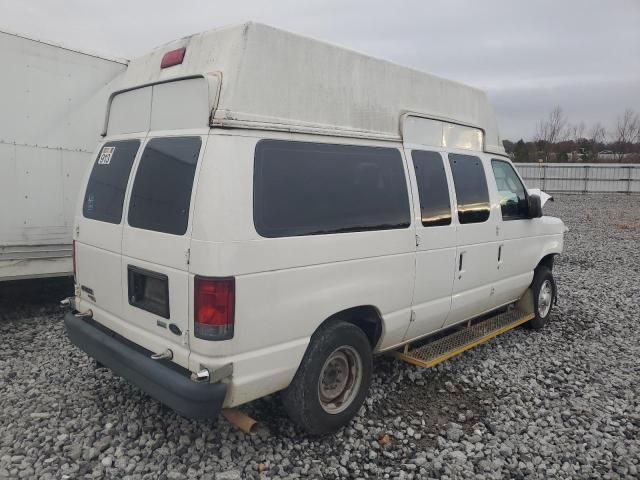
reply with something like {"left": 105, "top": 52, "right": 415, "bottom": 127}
{"left": 312, "top": 305, "right": 385, "bottom": 350}
{"left": 536, "top": 237, "right": 563, "bottom": 270}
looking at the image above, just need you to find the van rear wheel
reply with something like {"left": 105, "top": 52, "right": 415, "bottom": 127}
{"left": 282, "top": 321, "right": 372, "bottom": 435}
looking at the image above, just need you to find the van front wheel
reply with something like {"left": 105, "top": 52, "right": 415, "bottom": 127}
{"left": 527, "top": 267, "right": 556, "bottom": 330}
{"left": 282, "top": 321, "right": 372, "bottom": 435}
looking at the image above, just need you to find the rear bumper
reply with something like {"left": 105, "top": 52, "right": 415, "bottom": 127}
{"left": 64, "top": 312, "right": 227, "bottom": 420}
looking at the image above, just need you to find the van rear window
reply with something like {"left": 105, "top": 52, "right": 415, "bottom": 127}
{"left": 128, "top": 137, "right": 201, "bottom": 236}
{"left": 83, "top": 140, "right": 140, "bottom": 224}
{"left": 254, "top": 140, "right": 411, "bottom": 237}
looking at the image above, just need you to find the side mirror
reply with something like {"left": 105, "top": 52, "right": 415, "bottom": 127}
{"left": 528, "top": 194, "right": 543, "bottom": 219}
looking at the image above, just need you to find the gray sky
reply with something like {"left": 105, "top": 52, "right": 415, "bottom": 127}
{"left": 2, "top": 0, "right": 638, "bottom": 140}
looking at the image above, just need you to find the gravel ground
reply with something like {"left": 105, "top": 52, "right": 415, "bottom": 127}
{"left": 1, "top": 193, "right": 639, "bottom": 479}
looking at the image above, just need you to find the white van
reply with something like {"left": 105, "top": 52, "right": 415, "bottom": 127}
{"left": 64, "top": 23, "right": 565, "bottom": 435}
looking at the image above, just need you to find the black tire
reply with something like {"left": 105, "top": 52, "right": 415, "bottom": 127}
{"left": 282, "top": 321, "right": 373, "bottom": 435}
{"left": 527, "top": 266, "right": 556, "bottom": 330}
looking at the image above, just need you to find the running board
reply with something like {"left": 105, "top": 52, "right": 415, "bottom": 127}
{"left": 395, "top": 308, "right": 535, "bottom": 368}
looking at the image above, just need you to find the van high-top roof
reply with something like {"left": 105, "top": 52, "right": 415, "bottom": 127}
{"left": 116, "top": 22, "right": 505, "bottom": 154}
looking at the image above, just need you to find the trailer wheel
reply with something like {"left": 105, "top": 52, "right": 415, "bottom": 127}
{"left": 282, "top": 321, "right": 372, "bottom": 435}
{"left": 527, "top": 267, "right": 556, "bottom": 330}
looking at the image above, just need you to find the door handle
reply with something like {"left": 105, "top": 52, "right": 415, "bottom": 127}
{"left": 458, "top": 251, "right": 466, "bottom": 279}
{"left": 497, "top": 244, "right": 504, "bottom": 269}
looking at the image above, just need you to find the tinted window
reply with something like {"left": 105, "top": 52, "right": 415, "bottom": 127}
{"left": 448, "top": 154, "right": 490, "bottom": 224}
{"left": 491, "top": 160, "right": 528, "bottom": 220}
{"left": 83, "top": 140, "right": 140, "bottom": 224}
{"left": 254, "top": 140, "right": 411, "bottom": 237}
{"left": 128, "top": 137, "right": 201, "bottom": 235}
{"left": 411, "top": 150, "right": 452, "bottom": 227}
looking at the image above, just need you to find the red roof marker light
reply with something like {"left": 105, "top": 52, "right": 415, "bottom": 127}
{"left": 161, "top": 47, "right": 186, "bottom": 68}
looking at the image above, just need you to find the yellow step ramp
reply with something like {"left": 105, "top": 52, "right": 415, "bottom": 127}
{"left": 395, "top": 307, "right": 535, "bottom": 369}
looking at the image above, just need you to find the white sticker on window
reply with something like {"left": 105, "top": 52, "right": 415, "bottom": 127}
{"left": 98, "top": 146, "right": 115, "bottom": 165}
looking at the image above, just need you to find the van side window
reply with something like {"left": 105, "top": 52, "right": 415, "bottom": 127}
{"left": 254, "top": 140, "right": 411, "bottom": 237}
{"left": 83, "top": 140, "right": 140, "bottom": 224}
{"left": 448, "top": 154, "right": 490, "bottom": 224}
{"left": 128, "top": 137, "right": 201, "bottom": 236}
{"left": 491, "top": 159, "right": 528, "bottom": 220}
{"left": 411, "top": 150, "right": 452, "bottom": 227}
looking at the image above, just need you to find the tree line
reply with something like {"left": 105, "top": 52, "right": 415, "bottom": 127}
{"left": 504, "top": 107, "right": 640, "bottom": 163}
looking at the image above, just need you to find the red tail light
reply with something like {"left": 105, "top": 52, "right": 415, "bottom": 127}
{"left": 161, "top": 47, "right": 186, "bottom": 68}
{"left": 194, "top": 276, "right": 235, "bottom": 340}
{"left": 72, "top": 240, "right": 77, "bottom": 281}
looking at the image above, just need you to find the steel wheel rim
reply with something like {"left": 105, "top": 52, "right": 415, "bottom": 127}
{"left": 538, "top": 279, "right": 553, "bottom": 318}
{"left": 318, "top": 346, "right": 363, "bottom": 414}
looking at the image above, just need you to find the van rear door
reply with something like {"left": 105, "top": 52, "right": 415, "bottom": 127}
{"left": 76, "top": 83, "right": 153, "bottom": 326}
{"left": 120, "top": 135, "right": 206, "bottom": 368}
{"left": 76, "top": 138, "right": 142, "bottom": 322}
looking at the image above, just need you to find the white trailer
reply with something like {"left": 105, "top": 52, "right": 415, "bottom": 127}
{"left": 0, "top": 30, "right": 127, "bottom": 281}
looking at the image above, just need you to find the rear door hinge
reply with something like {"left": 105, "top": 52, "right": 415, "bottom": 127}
{"left": 415, "top": 234, "right": 421, "bottom": 247}
{"left": 185, "top": 248, "right": 191, "bottom": 265}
